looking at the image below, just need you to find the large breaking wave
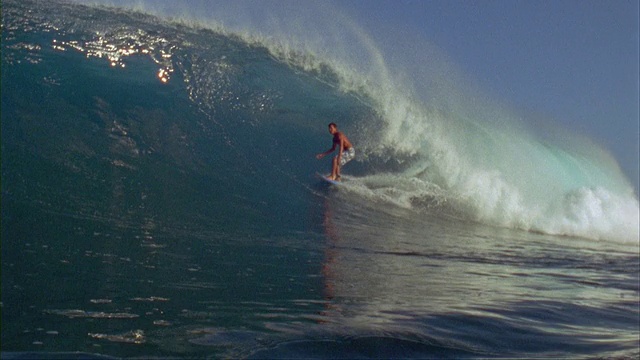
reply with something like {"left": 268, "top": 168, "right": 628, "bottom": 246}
{"left": 6, "top": 0, "right": 639, "bottom": 243}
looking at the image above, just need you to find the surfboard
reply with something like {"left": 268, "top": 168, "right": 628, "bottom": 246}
{"left": 316, "top": 172, "right": 342, "bottom": 185}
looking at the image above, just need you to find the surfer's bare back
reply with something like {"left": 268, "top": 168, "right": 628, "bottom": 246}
{"left": 316, "top": 122, "right": 355, "bottom": 181}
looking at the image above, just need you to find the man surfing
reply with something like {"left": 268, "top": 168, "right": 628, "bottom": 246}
{"left": 316, "top": 122, "right": 355, "bottom": 181}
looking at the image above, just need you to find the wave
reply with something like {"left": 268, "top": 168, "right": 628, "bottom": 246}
{"left": 120, "top": 0, "right": 639, "bottom": 242}
{"left": 7, "top": 0, "right": 639, "bottom": 243}
{"left": 254, "top": 3, "right": 639, "bottom": 243}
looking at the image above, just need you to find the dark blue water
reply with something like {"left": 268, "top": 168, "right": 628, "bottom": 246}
{"left": 2, "top": 1, "right": 639, "bottom": 358}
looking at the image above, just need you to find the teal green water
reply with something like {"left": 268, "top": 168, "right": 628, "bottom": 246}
{"left": 2, "top": 1, "right": 639, "bottom": 358}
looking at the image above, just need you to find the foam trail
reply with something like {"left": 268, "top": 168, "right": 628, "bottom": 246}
{"left": 72, "top": 0, "right": 639, "bottom": 243}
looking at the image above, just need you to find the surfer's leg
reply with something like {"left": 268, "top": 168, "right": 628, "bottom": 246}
{"left": 331, "top": 157, "right": 339, "bottom": 180}
{"left": 334, "top": 149, "right": 352, "bottom": 181}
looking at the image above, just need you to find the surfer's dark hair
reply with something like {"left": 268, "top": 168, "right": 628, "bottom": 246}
{"left": 328, "top": 122, "right": 337, "bottom": 128}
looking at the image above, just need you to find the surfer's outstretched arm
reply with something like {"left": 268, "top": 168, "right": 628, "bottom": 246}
{"left": 316, "top": 143, "right": 336, "bottom": 159}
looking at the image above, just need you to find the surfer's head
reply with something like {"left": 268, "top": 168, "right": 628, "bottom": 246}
{"left": 328, "top": 122, "right": 337, "bottom": 134}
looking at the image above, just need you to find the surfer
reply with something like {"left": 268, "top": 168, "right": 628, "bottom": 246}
{"left": 316, "top": 122, "right": 355, "bottom": 181}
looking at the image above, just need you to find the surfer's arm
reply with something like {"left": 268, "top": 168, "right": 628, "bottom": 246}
{"left": 316, "top": 143, "right": 337, "bottom": 159}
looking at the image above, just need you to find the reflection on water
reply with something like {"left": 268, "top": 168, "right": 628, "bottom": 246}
{"left": 311, "top": 188, "right": 639, "bottom": 357}
{"left": 2, "top": 182, "right": 638, "bottom": 358}
{"left": 0, "top": 170, "right": 637, "bottom": 359}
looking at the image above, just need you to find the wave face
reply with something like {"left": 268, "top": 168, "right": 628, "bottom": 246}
{"left": 92, "top": 0, "right": 639, "bottom": 244}
{"left": 2, "top": 0, "right": 638, "bottom": 245}
{"left": 2, "top": 0, "right": 374, "bottom": 237}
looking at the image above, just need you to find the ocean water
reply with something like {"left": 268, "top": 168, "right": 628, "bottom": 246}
{"left": 2, "top": 0, "right": 639, "bottom": 359}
